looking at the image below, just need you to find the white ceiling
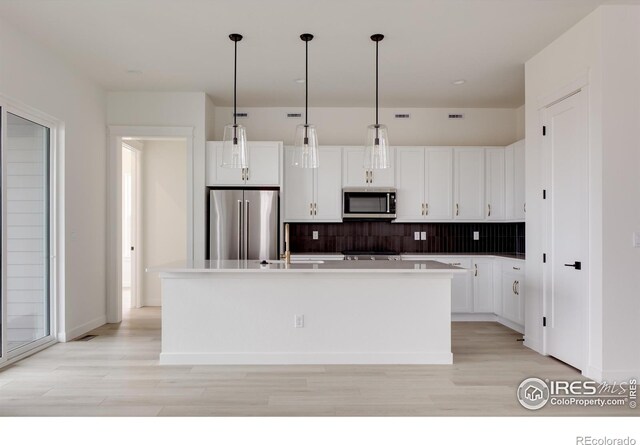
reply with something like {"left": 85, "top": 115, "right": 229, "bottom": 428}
{"left": 0, "top": 0, "right": 608, "bottom": 108}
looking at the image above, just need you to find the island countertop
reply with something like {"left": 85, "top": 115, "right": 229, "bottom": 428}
{"left": 149, "top": 259, "right": 468, "bottom": 274}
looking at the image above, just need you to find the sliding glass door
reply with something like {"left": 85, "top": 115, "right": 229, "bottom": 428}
{"left": 1, "top": 106, "right": 54, "bottom": 361}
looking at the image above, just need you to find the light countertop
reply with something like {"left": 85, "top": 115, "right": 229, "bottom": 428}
{"left": 149, "top": 259, "right": 468, "bottom": 274}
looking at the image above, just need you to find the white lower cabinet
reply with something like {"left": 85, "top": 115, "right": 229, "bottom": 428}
{"left": 472, "top": 258, "right": 494, "bottom": 313}
{"left": 500, "top": 261, "right": 525, "bottom": 326}
{"left": 401, "top": 254, "right": 525, "bottom": 330}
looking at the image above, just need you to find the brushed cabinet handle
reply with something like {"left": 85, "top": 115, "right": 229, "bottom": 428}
{"left": 513, "top": 281, "right": 516, "bottom": 294}
{"left": 370, "top": 170, "right": 373, "bottom": 184}
{"left": 241, "top": 168, "right": 245, "bottom": 181}
{"left": 515, "top": 280, "right": 520, "bottom": 295}
{"left": 488, "top": 203, "right": 491, "bottom": 217}
{"left": 310, "top": 202, "right": 313, "bottom": 216}
{"left": 246, "top": 168, "right": 249, "bottom": 181}
{"left": 474, "top": 264, "right": 478, "bottom": 277}
{"left": 456, "top": 203, "right": 459, "bottom": 216}
{"left": 314, "top": 203, "right": 317, "bottom": 216}
{"left": 421, "top": 203, "right": 425, "bottom": 216}
{"left": 513, "top": 266, "right": 520, "bottom": 270}
{"left": 524, "top": 203, "right": 526, "bottom": 213}
{"left": 425, "top": 203, "right": 429, "bottom": 216}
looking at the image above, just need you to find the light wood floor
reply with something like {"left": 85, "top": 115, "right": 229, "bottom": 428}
{"left": 0, "top": 308, "right": 634, "bottom": 416}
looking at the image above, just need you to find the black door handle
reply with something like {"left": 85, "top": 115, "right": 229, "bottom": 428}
{"left": 564, "top": 261, "right": 581, "bottom": 270}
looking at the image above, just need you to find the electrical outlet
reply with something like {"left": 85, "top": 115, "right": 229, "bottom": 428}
{"left": 473, "top": 231, "right": 480, "bottom": 241}
{"left": 294, "top": 315, "right": 304, "bottom": 328}
{"left": 420, "top": 231, "right": 426, "bottom": 240}
{"left": 414, "top": 232, "right": 420, "bottom": 241}
{"left": 634, "top": 232, "right": 640, "bottom": 248}
{"left": 312, "top": 231, "right": 319, "bottom": 240}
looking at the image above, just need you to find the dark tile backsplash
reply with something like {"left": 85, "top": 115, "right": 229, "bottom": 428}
{"left": 289, "top": 221, "right": 526, "bottom": 255}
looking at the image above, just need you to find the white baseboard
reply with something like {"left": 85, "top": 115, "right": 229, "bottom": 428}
{"left": 452, "top": 313, "right": 496, "bottom": 322}
{"left": 57, "top": 315, "right": 107, "bottom": 343}
{"left": 159, "top": 352, "right": 453, "bottom": 365}
{"left": 495, "top": 315, "right": 524, "bottom": 334}
{"left": 452, "top": 313, "right": 524, "bottom": 334}
{"left": 584, "top": 365, "right": 603, "bottom": 382}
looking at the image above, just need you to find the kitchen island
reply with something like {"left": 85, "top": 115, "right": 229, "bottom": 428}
{"left": 152, "top": 260, "right": 466, "bottom": 365}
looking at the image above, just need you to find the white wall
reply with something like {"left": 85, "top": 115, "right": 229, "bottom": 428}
{"left": 515, "top": 105, "right": 525, "bottom": 140}
{"left": 525, "top": 4, "right": 640, "bottom": 381}
{"left": 213, "top": 106, "right": 521, "bottom": 146}
{"left": 0, "top": 16, "right": 107, "bottom": 341}
{"left": 600, "top": 5, "right": 640, "bottom": 381}
{"left": 141, "top": 140, "right": 187, "bottom": 307}
{"left": 107, "top": 92, "right": 207, "bottom": 262}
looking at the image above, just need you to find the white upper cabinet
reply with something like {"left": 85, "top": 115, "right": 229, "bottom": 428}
{"left": 206, "top": 141, "right": 281, "bottom": 186}
{"left": 453, "top": 148, "right": 485, "bottom": 220}
{"left": 284, "top": 146, "right": 342, "bottom": 222}
{"left": 425, "top": 147, "right": 453, "bottom": 220}
{"left": 343, "top": 146, "right": 394, "bottom": 188}
{"left": 314, "top": 146, "right": 343, "bottom": 221}
{"left": 395, "top": 147, "right": 425, "bottom": 221}
{"left": 485, "top": 147, "right": 505, "bottom": 220}
{"left": 284, "top": 146, "right": 315, "bottom": 221}
{"left": 505, "top": 139, "right": 526, "bottom": 220}
{"left": 395, "top": 146, "right": 453, "bottom": 222}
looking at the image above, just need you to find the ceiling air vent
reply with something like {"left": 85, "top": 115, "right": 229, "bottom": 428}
{"left": 394, "top": 113, "right": 411, "bottom": 119}
{"left": 286, "top": 113, "right": 303, "bottom": 118}
{"left": 233, "top": 112, "right": 248, "bottom": 118}
{"left": 448, "top": 113, "right": 465, "bottom": 119}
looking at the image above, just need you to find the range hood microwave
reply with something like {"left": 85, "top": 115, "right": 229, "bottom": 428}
{"left": 342, "top": 188, "right": 397, "bottom": 220}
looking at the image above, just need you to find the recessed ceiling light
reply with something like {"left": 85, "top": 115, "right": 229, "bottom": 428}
{"left": 126, "top": 69, "right": 143, "bottom": 75}
{"left": 294, "top": 78, "right": 305, "bottom": 84}
{"left": 452, "top": 79, "right": 466, "bottom": 85}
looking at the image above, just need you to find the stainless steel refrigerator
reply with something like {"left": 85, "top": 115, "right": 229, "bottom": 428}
{"left": 209, "top": 189, "right": 279, "bottom": 261}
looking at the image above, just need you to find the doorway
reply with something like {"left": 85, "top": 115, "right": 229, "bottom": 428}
{"left": 542, "top": 89, "right": 589, "bottom": 371}
{"left": 121, "top": 142, "right": 141, "bottom": 312}
{"left": 118, "top": 137, "right": 188, "bottom": 319}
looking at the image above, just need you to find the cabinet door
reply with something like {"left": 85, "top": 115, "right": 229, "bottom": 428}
{"left": 502, "top": 271, "right": 523, "bottom": 325}
{"left": 214, "top": 144, "right": 246, "bottom": 185}
{"left": 424, "top": 147, "right": 453, "bottom": 220}
{"left": 342, "top": 146, "right": 369, "bottom": 187}
{"left": 284, "top": 146, "right": 314, "bottom": 221}
{"left": 434, "top": 257, "right": 472, "bottom": 313}
{"left": 514, "top": 139, "right": 526, "bottom": 219}
{"left": 454, "top": 148, "right": 485, "bottom": 220}
{"left": 368, "top": 153, "right": 395, "bottom": 187}
{"left": 395, "top": 147, "right": 425, "bottom": 221}
{"left": 314, "top": 146, "right": 343, "bottom": 221}
{"left": 504, "top": 144, "right": 515, "bottom": 220}
{"left": 472, "top": 259, "right": 494, "bottom": 313}
{"left": 485, "top": 148, "right": 505, "bottom": 220}
{"left": 246, "top": 142, "right": 281, "bottom": 186}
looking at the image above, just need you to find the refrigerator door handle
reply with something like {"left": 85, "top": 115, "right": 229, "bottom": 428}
{"left": 244, "top": 200, "right": 250, "bottom": 260}
{"left": 237, "top": 199, "right": 243, "bottom": 259}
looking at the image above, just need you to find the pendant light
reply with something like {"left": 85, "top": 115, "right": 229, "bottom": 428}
{"left": 292, "top": 33, "right": 319, "bottom": 168}
{"left": 364, "top": 33, "right": 390, "bottom": 170}
{"left": 221, "top": 33, "right": 248, "bottom": 169}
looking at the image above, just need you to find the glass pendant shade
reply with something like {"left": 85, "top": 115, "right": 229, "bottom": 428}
{"left": 221, "top": 123, "right": 248, "bottom": 168}
{"left": 364, "top": 123, "right": 390, "bottom": 169}
{"left": 292, "top": 124, "right": 319, "bottom": 168}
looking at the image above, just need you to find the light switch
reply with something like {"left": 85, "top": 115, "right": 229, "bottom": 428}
{"left": 473, "top": 231, "right": 480, "bottom": 241}
{"left": 414, "top": 232, "right": 420, "bottom": 241}
{"left": 312, "top": 231, "right": 319, "bottom": 240}
{"left": 634, "top": 232, "right": 640, "bottom": 248}
{"left": 420, "top": 231, "right": 426, "bottom": 240}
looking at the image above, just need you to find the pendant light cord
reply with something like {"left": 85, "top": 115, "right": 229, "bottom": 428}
{"left": 305, "top": 40, "right": 309, "bottom": 127}
{"left": 375, "top": 40, "right": 379, "bottom": 127}
{"left": 234, "top": 39, "right": 237, "bottom": 128}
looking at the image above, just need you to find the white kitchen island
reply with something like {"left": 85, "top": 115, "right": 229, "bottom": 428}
{"left": 152, "top": 260, "right": 466, "bottom": 365}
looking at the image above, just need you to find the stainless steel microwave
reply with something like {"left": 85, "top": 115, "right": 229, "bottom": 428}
{"left": 343, "top": 188, "right": 397, "bottom": 220}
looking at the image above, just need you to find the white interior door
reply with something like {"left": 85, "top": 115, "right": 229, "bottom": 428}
{"left": 544, "top": 90, "right": 588, "bottom": 371}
